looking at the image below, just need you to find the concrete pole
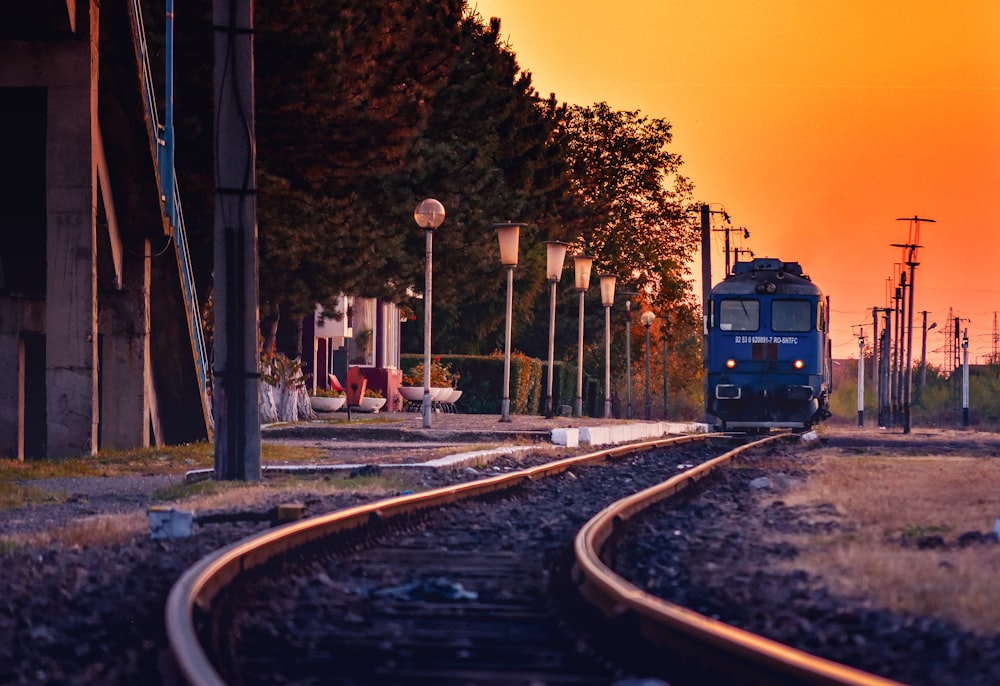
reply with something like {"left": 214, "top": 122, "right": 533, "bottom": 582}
{"left": 213, "top": 0, "right": 260, "bottom": 480}
{"left": 962, "top": 329, "right": 970, "bottom": 427}
{"left": 871, "top": 307, "right": 879, "bottom": 408}
{"left": 857, "top": 335, "right": 865, "bottom": 426}
{"left": 903, "top": 259, "right": 917, "bottom": 434}
{"left": 919, "top": 311, "right": 930, "bottom": 396}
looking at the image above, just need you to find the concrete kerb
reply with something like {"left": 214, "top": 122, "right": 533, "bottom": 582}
{"left": 187, "top": 420, "right": 712, "bottom": 482}
{"left": 554, "top": 421, "right": 710, "bottom": 447}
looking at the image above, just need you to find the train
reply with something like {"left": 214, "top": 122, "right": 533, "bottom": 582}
{"left": 705, "top": 257, "right": 832, "bottom": 431}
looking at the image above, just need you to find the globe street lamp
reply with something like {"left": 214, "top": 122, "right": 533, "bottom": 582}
{"left": 599, "top": 274, "right": 617, "bottom": 419}
{"left": 543, "top": 241, "right": 568, "bottom": 418}
{"left": 641, "top": 311, "right": 655, "bottom": 420}
{"left": 414, "top": 199, "right": 445, "bottom": 428}
{"left": 495, "top": 222, "right": 524, "bottom": 422}
{"left": 573, "top": 255, "right": 594, "bottom": 417}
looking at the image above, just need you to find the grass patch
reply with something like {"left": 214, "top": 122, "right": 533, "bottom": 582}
{"left": 772, "top": 453, "right": 1000, "bottom": 634}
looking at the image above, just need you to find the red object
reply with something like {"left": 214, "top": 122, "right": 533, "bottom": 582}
{"left": 346, "top": 367, "right": 367, "bottom": 406}
{"left": 328, "top": 373, "right": 345, "bottom": 392}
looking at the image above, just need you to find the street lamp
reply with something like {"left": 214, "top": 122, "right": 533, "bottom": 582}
{"left": 625, "top": 301, "right": 632, "bottom": 419}
{"left": 573, "top": 255, "right": 594, "bottom": 417}
{"left": 543, "top": 241, "right": 568, "bottom": 418}
{"left": 599, "top": 274, "right": 617, "bottom": 419}
{"left": 641, "top": 311, "right": 655, "bottom": 420}
{"left": 496, "top": 222, "right": 524, "bottom": 422}
{"left": 414, "top": 198, "right": 445, "bottom": 428}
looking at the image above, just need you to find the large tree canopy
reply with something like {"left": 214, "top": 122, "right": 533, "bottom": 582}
{"left": 154, "top": 0, "right": 701, "bottom": 382}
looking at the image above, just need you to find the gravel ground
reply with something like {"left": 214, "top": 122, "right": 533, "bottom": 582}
{"left": 0, "top": 447, "right": 563, "bottom": 686}
{"left": 3, "top": 425, "right": 999, "bottom": 685}
{"left": 614, "top": 435, "right": 1000, "bottom": 686}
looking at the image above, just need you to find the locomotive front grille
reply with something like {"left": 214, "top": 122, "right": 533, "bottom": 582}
{"left": 715, "top": 384, "right": 742, "bottom": 399}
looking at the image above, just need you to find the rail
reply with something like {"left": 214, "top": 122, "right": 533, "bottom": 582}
{"left": 573, "top": 433, "right": 904, "bottom": 686}
{"left": 127, "top": 0, "right": 213, "bottom": 434}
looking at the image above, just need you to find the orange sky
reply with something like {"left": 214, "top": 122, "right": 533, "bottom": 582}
{"left": 473, "top": 0, "right": 1000, "bottom": 365}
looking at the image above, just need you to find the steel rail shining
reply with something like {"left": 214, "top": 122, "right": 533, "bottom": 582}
{"left": 573, "top": 433, "right": 905, "bottom": 686}
{"left": 166, "top": 432, "right": 714, "bottom": 685}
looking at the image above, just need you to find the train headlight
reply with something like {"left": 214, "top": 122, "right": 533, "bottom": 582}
{"left": 725, "top": 358, "right": 737, "bottom": 369}
{"left": 793, "top": 359, "right": 805, "bottom": 370}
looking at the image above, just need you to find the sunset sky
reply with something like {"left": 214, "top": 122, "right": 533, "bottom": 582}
{"left": 474, "top": 0, "right": 1000, "bottom": 366}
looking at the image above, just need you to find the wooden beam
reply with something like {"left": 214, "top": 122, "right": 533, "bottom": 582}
{"left": 95, "top": 124, "right": 123, "bottom": 289}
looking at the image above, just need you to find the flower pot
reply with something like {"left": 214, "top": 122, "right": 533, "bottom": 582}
{"left": 311, "top": 396, "right": 345, "bottom": 413}
{"left": 398, "top": 386, "right": 424, "bottom": 402}
{"left": 429, "top": 387, "right": 452, "bottom": 402}
{"left": 356, "top": 397, "right": 386, "bottom": 413}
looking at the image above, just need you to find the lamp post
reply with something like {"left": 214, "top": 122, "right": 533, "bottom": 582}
{"left": 414, "top": 198, "right": 445, "bottom": 428}
{"left": 599, "top": 274, "right": 617, "bottom": 418}
{"left": 496, "top": 223, "right": 524, "bottom": 422}
{"left": 543, "top": 241, "right": 568, "bottom": 418}
{"left": 573, "top": 255, "right": 594, "bottom": 417}
{"left": 641, "top": 311, "right": 655, "bottom": 420}
{"left": 625, "top": 301, "right": 633, "bottom": 419}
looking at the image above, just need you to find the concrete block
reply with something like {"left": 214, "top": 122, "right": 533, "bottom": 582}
{"left": 551, "top": 428, "right": 579, "bottom": 448}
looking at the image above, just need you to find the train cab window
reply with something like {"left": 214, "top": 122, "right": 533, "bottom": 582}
{"left": 772, "top": 300, "right": 812, "bottom": 332}
{"left": 718, "top": 299, "right": 759, "bottom": 331}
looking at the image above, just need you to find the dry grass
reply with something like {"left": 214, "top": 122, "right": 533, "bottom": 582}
{"left": 773, "top": 453, "right": 1000, "bottom": 634}
{"left": 5, "top": 512, "right": 149, "bottom": 549}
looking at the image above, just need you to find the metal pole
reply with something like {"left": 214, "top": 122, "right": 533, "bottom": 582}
{"left": 662, "top": 323, "right": 668, "bottom": 418}
{"left": 700, "top": 204, "right": 711, "bottom": 423}
{"left": 962, "top": 329, "right": 970, "bottom": 426}
{"left": 919, "top": 310, "right": 929, "bottom": 398}
{"left": 644, "top": 322, "right": 652, "bottom": 421}
{"left": 422, "top": 227, "right": 433, "bottom": 428}
{"left": 545, "top": 279, "right": 557, "bottom": 418}
{"left": 501, "top": 265, "right": 514, "bottom": 422}
{"left": 576, "top": 290, "right": 585, "bottom": 417}
{"left": 871, "top": 307, "right": 879, "bottom": 407}
{"left": 857, "top": 335, "right": 865, "bottom": 426}
{"left": 625, "top": 302, "right": 632, "bottom": 419}
{"left": 903, "top": 259, "right": 917, "bottom": 433}
{"left": 604, "top": 303, "right": 612, "bottom": 418}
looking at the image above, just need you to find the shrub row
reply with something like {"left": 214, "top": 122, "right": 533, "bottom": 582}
{"left": 400, "top": 353, "right": 604, "bottom": 416}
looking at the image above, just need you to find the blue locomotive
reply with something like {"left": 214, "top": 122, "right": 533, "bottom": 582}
{"left": 706, "top": 257, "right": 832, "bottom": 430}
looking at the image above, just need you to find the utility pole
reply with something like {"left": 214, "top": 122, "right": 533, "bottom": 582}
{"left": 962, "top": 328, "right": 970, "bottom": 426}
{"left": 857, "top": 332, "right": 865, "bottom": 426}
{"left": 871, "top": 307, "right": 880, "bottom": 409}
{"left": 890, "top": 274, "right": 903, "bottom": 427}
{"left": 712, "top": 221, "right": 747, "bottom": 276}
{"left": 875, "top": 308, "right": 891, "bottom": 427}
{"left": 894, "top": 215, "right": 932, "bottom": 434}
{"left": 213, "top": 0, "right": 260, "bottom": 480}
{"left": 918, "top": 311, "right": 935, "bottom": 396}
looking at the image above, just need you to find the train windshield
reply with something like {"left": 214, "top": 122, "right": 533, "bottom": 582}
{"left": 771, "top": 300, "right": 812, "bottom": 332}
{"left": 718, "top": 299, "right": 759, "bottom": 331}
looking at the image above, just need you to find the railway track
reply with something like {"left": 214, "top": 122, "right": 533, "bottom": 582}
{"left": 166, "top": 432, "right": 901, "bottom": 685}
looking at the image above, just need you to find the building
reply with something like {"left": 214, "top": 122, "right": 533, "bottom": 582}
{"left": 0, "top": 1, "right": 210, "bottom": 458}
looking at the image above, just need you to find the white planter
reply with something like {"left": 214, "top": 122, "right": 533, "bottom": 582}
{"left": 429, "top": 387, "right": 452, "bottom": 402}
{"left": 356, "top": 397, "right": 386, "bottom": 413}
{"left": 311, "top": 396, "right": 345, "bottom": 413}
{"left": 398, "top": 386, "right": 424, "bottom": 402}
